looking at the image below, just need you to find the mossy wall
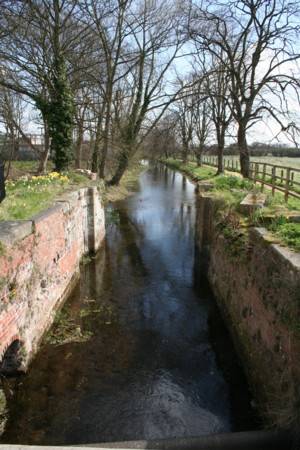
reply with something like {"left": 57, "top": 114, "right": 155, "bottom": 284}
{"left": 195, "top": 195, "right": 300, "bottom": 427}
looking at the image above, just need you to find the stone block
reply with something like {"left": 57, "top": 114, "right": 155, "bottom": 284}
{"left": 197, "top": 182, "right": 214, "bottom": 192}
{"left": 0, "top": 221, "right": 33, "bottom": 246}
{"left": 240, "top": 193, "right": 266, "bottom": 214}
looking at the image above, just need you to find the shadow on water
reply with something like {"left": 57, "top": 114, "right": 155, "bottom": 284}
{"left": 0, "top": 165, "right": 257, "bottom": 446}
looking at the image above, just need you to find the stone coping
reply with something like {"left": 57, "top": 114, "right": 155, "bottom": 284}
{"left": 253, "top": 227, "right": 300, "bottom": 269}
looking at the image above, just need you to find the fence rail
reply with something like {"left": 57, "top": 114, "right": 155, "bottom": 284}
{"left": 201, "top": 155, "right": 300, "bottom": 202}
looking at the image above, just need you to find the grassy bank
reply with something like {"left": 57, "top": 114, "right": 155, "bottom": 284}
{"left": 104, "top": 162, "right": 146, "bottom": 203}
{"left": 163, "top": 158, "right": 300, "bottom": 252}
{"left": 0, "top": 161, "right": 145, "bottom": 222}
{"left": 0, "top": 171, "right": 93, "bottom": 221}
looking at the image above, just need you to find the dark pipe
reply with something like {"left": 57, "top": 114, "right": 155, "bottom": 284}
{"left": 82, "top": 430, "right": 292, "bottom": 450}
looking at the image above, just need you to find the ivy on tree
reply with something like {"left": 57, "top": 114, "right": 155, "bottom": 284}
{"left": 49, "top": 57, "right": 74, "bottom": 172}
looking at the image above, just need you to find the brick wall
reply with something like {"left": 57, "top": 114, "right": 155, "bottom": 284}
{"left": 195, "top": 195, "right": 300, "bottom": 426}
{"left": 0, "top": 187, "right": 105, "bottom": 373}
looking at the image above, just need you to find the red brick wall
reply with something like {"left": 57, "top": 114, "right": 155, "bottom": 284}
{"left": 0, "top": 187, "right": 105, "bottom": 371}
{"left": 195, "top": 195, "right": 300, "bottom": 426}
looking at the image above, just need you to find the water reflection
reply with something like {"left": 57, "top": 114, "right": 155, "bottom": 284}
{"left": 0, "top": 165, "right": 254, "bottom": 446}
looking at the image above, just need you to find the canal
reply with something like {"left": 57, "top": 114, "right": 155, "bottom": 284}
{"left": 0, "top": 165, "right": 256, "bottom": 446}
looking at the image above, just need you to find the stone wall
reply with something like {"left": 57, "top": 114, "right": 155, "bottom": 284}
{"left": 195, "top": 195, "right": 300, "bottom": 426}
{"left": 0, "top": 187, "right": 105, "bottom": 373}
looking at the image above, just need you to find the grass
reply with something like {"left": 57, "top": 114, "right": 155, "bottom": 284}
{"left": 104, "top": 161, "right": 146, "bottom": 203}
{"left": 220, "top": 156, "right": 300, "bottom": 192}
{"left": 0, "top": 159, "right": 145, "bottom": 221}
{"left": 0, "top": 170, "right": 92, "bottom": 221}
{"left": 268, "top": 217, "right": 300, "bottom": 252}
{"left": 201, "top": 155, "right": 300, "bottom": 196}
{"left": 163, "top": 158, "right": 300, "bottom": 252}
{"left": 224, "top": 155, "right": 300, "bottom": 171}
{"left": 7, "top": 160, "right": 54, "bottom": 180}
{"left": 163, "top": 158, "right": 216, "bottom": 181}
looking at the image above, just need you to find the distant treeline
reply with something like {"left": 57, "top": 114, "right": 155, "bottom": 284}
{"left": 206, "top": 143, "right": 300, "bottom": 158}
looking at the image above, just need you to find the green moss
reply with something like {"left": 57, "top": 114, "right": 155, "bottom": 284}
{"left": 0, "top": 277, "right": 6, "bottom": 291}
{"left": 0, "top": 388, "right": 7, "bottom": 435}
{"left": 45, "top": 308, "right": 93, "bottom": 346}
{"left": 0, "top": 242, "right": 6, "bottom": 257}
{"left": 80, "top": 254, "right": 93, "bottom": 266}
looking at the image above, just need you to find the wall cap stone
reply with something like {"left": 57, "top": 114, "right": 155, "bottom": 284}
{"left": 32, "top": 203, "right": 66, "bottom": 225}
{"left": 253, "top": 227, "right": 300, "bottom": 270}
{"left": 0, "top": 220, "right": 33, "bottom": 246}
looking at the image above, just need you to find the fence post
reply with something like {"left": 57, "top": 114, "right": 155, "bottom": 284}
{"left": 261, "top": 164, "right": 266, "bottom": 192}
{"left": 254, "top": 163, "right": 259, "bottom": 184}
{"left": 280, "top": 169, "right": 284, "bottom": 185}
{"left": 249, "top": 163, "right": 253, "bottom": 179}
{"left": 291, "top": 171, "right": 294, "bottom": 187}
{"left": 285, "top": 168, "right": 290, "bottom": 202}
{"left": 271, "top": 166, "right": 276, "bottom": 196}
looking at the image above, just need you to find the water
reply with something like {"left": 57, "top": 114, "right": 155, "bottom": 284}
{"left": 0, "top": 165, "right": 255, "bottom": 445}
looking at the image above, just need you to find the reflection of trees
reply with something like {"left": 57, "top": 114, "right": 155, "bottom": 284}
{"left": 1, "top": 240, "right": 137, "bottom": 444}
{"left": 116, "top": 208, "right": 148, "bottom": 278}
{"left": 164, "top": 167, "right": 168, "bottom": 187}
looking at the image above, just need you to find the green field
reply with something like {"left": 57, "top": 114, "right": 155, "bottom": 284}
{"left": 225, "top": 156, "right": 300, "bottom": 170}
{"left": 202, "top": 155, "right": 300, "bottom": 194}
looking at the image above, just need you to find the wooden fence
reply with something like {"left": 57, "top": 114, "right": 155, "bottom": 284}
{"left": 201, "top": 155, "right": 300, "bottom": 202}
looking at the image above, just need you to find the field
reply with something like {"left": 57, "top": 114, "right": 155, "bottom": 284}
{"left": 202, "top": 155, "right": 300, "bottom": 195}
{"left": 224, "top": 156, "right": 300, "bottom": 171}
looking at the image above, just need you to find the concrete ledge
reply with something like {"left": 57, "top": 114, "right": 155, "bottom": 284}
{"left": 0, "top": 220, "right": 33, "bottom": 246}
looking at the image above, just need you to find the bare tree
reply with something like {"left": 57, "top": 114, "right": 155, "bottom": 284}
{"left": 204, "top": 60, "right": 232, "bottom": 174}
{"left": 190, "top": 0, "right": 300, "bottom": 177}
{"left": 108, "top": 0, "right": 188, "bottom": 185}
{"left": 188, "top": 79, "right": 213, "bottom": 166}
{"left": 0, "top": 0, "right": 89, "bottom": 171}
{"left": 0, "top": 88, "right": 23, "bottom": 177}
{"left": 78, "top": 0, "right": 131, "bottom": 178}
{"left": 174, "top": 87, "right": 194, "bottom": 163}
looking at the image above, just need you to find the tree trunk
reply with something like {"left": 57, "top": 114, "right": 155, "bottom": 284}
{"left": 91, "top": 118, "right": 102, "bottom": 172}
{"left": 99, "top": 87, "right": 112, "bottom": 179}
{"left": 37, "top": 123, "right": 50, "bottom": 174}
{"left": 107, "top": 150, "right": 129, "bottom": 186}
{"left": 182, "top": 143, "right": 188, "bottom": 163}
{"left": 238, "top": 124, "right": 250, "bottom": 177}
{"left": 196, "top": 152, "right": 202, "bottom": 166}
{"left": 216, "top": 133, "right": 224, "bottom": 175}
{"left": 75, "top": 124, "right": 84, "bottom": 169}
